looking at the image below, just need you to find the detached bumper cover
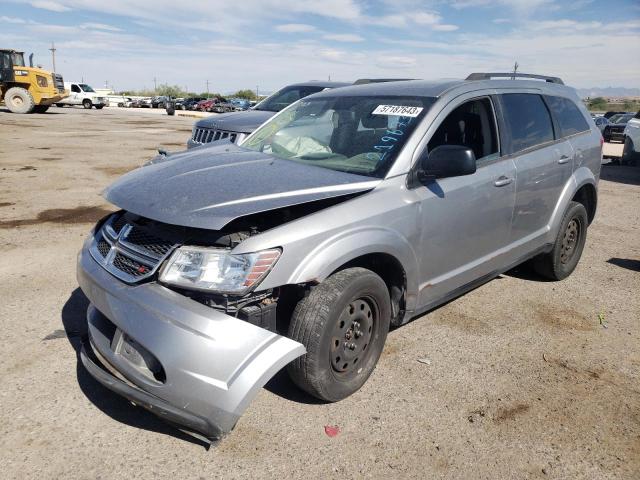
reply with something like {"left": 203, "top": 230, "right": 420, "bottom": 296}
{"left": 76, "top": 237, "right": 305, "bottom": 439}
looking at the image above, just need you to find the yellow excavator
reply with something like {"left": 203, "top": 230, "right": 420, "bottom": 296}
{"left": 0, "top": 49, "right": 67, "bottom": 113}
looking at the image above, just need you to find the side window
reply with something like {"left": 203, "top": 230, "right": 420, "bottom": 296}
{"left": 545, "top": 96, "right": 590, "bottom": 136}
{"left": 427, "top": 97, "right": 499, "bottom": 163}
{"left": 500, "top": 94, "right": 554, "bottom": 153}
{"left": 0, "top": 52, "right": 10, "bottom": 69}
{"left": 71, "top": 84, "right": 81, "bottom": 93}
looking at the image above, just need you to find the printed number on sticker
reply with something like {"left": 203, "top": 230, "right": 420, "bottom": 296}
{"left": 372, "top": 105, "right": 423, "bottom": 117}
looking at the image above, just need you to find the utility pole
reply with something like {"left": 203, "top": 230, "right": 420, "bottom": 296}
{"left": 206, "top": 79, "right": 210, "bottom": 96}
{"left": 511, "top": 61, "right": 519, "bottom": 79}
{"left": 49, "top": 42, "right": 57, "bottom": 72}
{"left": 256, "top": 85, "right": 259, "bottom": 99}
{"left": 153, "top": 77, "right": 157, "bottom": 92}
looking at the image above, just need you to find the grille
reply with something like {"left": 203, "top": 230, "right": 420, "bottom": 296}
{"left": 53, "top": 74, "right": 64, "bottom": 94}
{"left": 121, "top": 228, "right": 173, "bottom": 257}
{"left": 192, "top": 127, "right": 238, "bottom": 145}
{"left": 112, "top": 253, "right": 150, "bottom": 277}
{"left": 96, "top": 239, "right": 111, "bottom": 258}
{"left": 89, "top": 214, "right": 176, "bottom": 284}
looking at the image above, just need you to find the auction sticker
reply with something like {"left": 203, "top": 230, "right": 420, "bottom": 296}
{"left": 372, "top": 105, "right": 423, "bottom": 117}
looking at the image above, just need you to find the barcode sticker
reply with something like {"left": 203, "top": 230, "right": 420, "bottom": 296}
{"left": 372, "top": 105, "right": 423, "bottom": 117}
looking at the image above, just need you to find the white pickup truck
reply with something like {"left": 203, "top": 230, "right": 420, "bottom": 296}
{"left": 56, "top": 82, "right": 107, "bottom": 109}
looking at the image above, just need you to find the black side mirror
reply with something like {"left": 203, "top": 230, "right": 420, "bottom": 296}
{"left": 417, "top": 145, "right": 476, "bottom": 183}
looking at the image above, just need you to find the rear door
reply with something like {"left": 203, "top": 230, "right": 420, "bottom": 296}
{"left": 498, "top": 93, "right": 573, "bottom": 255}
{"left": 0, "top": 51, "right": 14, "bottom": 83}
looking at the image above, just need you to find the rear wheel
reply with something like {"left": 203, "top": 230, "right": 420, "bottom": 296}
{"left": 621, "top": 137, "right": 638, "bottom": 166}
{"left": 33, "top": 105, "right": 49, "bottom": 113}
{"left": 82, "top": 99, "right": 92, "bottom": 109}
{"left": 4, "top": 87, "right": 35, "bottom": 114}
{"left": 531, "top": 201, "right": 588, "bottom": 280}
{"left": 287, "top": 267, "right": 391, "bottom": 402}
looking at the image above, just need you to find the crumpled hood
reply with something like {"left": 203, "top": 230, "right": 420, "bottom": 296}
{"left": 194, "top": 110, "right": 275, "bottom": 133}
{"left": 104, "top": 143, "right": 380, "bottom": 230}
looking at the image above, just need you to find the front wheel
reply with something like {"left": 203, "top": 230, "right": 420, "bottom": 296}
{"left": 531, "top": 201, "right": 588, "bottom": 280}
{"left": 287, "top": 267, "right": 391, "bottom": 402}
{"left": 4, "top": 87, "right": 35, "bottom": 113}
{"left": 33, "top": 105, "right": 49, "bottom": 113}
{"left": 95, "top": 105, "right": 104, "bottom": 110}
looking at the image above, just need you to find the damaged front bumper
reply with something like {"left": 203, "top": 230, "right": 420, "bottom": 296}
{"left": 76, "top": 238, "right": 305, "bottom": 440}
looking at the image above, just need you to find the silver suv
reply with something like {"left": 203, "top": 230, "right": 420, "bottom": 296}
{"left": 77, "top": 73, "right": 602, "bottom": 441}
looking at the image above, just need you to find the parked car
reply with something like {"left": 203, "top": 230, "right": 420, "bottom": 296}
{"left": 593, "top": 115, "right": 610, "bottom": 133}
{"left": 78, "top": 72, "right": 601, "bottom": 441}
{"left": 138, "top": 97, "right": 153, "bottom": 108}
{"left": 603, "top": 113, "right": 635, "bottom": 142}
{"left": 622, "top": 111, "right": 640, "bottom": 165}
{"left": 151, "top": 96, "right": 172, "bottom": 109}
{"left": 603, "top": 111, "right": 627, "bottom": 119}
{"left": 173, "top": 97, "right": 202, "bottom": 110}
{"left": 56, "top": 82, "right": 107, "bottom": 109}
{"left": 229, "top": 98, "right": 251, "bottom": 111}
{"left": 188, "top": 81, "right": 350, "bottom": 148}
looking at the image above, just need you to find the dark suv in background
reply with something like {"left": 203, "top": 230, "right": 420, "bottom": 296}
{"left": 187, "top": 81, "right": 349, "bottom": 148}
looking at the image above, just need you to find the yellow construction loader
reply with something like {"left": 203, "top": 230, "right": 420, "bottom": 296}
{"left": 0, "top": 49, "right": 67, "bottom": 113}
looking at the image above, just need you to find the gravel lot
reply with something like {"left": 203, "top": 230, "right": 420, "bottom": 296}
{"left": 1, "top": 107, "right": 638, "bottom": 480}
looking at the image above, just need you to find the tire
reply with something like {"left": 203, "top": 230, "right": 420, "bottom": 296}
{"left": 82, "top": 99, "right": 92, "bottom": 109}
{"left": 95, "top": 105, "right": 104, "bottom": 110}
{"left": 287, "top": 267, "right": 391, "bottom": 402}
{"left": 4, "top": 87, "right": 35, "bottom": 113}
{"left": 531, "top": 201, "right": 588, "bottom": 280}
{"left": 33, "top": 105, "right": 49, "bottom": 113}
{"left": 621, "top": 137, "right": 638, "bottom": 166}
{"left": 56, "top": 103, "right": 64, "bottom": 107}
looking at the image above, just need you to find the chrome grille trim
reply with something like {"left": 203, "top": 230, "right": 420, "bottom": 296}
{"left": 191, "top": 127, "right": 239, "bottom": 145}
{"left": 89, "top": 215, "right": 176, "bottom": 284}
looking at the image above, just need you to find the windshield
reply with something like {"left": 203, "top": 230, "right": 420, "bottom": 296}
{"left": 613, "top": 114, "right": 633, "bottom": 124}
{"left": 11, "top": 53, "right": 25, "bottom": 67}
{"left": 242, "top": 95, "right": 435, "bottom": 178}
{"left": 79, "top": 84, "right": 95, "bottom": 92}
{"left": 254, "top": 85, "right": 328, "bottom": 112}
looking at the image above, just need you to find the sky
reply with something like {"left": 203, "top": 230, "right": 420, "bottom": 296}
{"left": 1, "top": 0, "right": 639, "bottom": 94}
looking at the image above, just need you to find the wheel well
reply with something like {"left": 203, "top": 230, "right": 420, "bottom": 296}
{"left": 572, "top": 184, "right": 597, "bottom": 224}
{"left": 335, "top": 253, "right": 407, "bottom": 325}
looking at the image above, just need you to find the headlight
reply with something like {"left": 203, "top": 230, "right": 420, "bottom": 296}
{"left": 160, "top": 246, "right": 281, "bottom": 294}
{"left": 36, "top": 75, "right": 48, "bottom": 87}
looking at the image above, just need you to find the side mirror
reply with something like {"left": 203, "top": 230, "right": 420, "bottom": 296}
{"left": 417, "top": 145, "right": 476, "bottom": 183}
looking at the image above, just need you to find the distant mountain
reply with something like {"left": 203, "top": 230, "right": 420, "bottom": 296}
{"left": 578, "top": 87, "right": 640, "bottom": 98}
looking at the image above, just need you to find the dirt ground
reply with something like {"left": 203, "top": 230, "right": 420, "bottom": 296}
{"left": 0, "top": 107, "right": 638, "bottom": 480}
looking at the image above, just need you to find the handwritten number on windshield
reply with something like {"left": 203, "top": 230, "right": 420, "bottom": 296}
{"left": 366, "top": 117, "right": 414, "bottom": 164}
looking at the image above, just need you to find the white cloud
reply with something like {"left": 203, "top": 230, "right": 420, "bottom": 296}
{"left": 323, "top": 33, "right": 364, "bottom": 42}
{"left": 1, "top": 15, "right": 27, "bottom": 23}
{"left": 80, "top": 22, "right": 122, "bottom": 32}
{"left": 431, "top": 24, "right": 459, "bottom": 31}
{"left": 30, "top": 1, "right": 71, "bottom": 12}
{"left": 493, "top": 18, "right": 511, "bottom": 24}
{"left": 275, "top": 23, "right": 316, "bottom": 33}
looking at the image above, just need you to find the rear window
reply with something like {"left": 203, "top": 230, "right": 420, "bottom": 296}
{"left": 544, "top": 96, "right": 590, "bottom": 137}
{"left": 500, "top": 93, "right": 554, "bottom": 153}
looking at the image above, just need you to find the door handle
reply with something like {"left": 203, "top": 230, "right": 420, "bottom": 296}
{"left": 558, "top": 155, "right": 570, "bottom": 164}
{"left": 494, "top": 176, "right": 513, "bottom": 187}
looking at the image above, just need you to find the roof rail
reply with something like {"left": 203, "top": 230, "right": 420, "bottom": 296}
{"left": 465, "top": 72, "right": 564, "bottom": 85}
{"left": 353, "top": 78, "right": 416, "bottom": 85}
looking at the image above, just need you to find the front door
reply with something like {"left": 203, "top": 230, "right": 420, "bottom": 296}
{"left": 414, "top": 96, "right": 517, "bottom": 308}
{"left": 0, "top": 51, "right": 15, "bottom": 83}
